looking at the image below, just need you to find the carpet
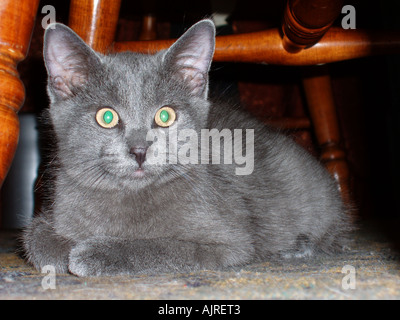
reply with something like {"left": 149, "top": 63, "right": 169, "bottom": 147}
{"left": 1, "top": 220, "right": 400, "bottom": 300}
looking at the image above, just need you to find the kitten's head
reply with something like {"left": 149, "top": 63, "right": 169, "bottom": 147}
{"left": 43, "top": 20, "right": 215, "bottom": 191}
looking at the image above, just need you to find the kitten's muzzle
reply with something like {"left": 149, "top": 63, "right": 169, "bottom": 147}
{"left": 130, "top": 147, "right": 148, "bottom": 168}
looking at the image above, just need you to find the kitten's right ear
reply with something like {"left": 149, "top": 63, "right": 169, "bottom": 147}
{"left": 43, "top": 23, "right": 101, "bottom": 99}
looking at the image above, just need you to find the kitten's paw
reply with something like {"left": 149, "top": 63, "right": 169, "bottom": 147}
{"left": 68, "top": 241, "right": 128, "bottom": 277}
{"left": 68, "top": 243, "right": 100, "bottom": 277}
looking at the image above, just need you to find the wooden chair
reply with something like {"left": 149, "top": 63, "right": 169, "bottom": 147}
{"left": 1, "top": 0, "right": 400, "bottom": 210}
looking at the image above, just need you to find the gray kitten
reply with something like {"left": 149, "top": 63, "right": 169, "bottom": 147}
{"left": 22, "top": 20, "right": 351, "bottom": 276}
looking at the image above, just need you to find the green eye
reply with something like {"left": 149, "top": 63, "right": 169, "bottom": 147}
{"left": 103, "top": 110, "right": 114, "bottom": 124}
{"left": 159, "top": 110, "right": 169, "bottom": 123}
{"left": 155, "top": 106, "right": 176, "bottom": 127}
{"left": 96, "top": 108, "right": 119, "bottom": 128}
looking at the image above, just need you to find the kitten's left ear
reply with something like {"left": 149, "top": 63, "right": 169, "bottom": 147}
{"left": 163, "top": 19, "right": 216, "bottom": 99}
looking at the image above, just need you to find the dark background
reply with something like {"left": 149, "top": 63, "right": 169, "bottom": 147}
{"left": 2, "top": 0, "right": 400, "bottom": 228}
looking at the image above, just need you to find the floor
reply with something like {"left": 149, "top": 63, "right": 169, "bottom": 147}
{"left": 1, "top": 220, "right": 400, "bottom": 300}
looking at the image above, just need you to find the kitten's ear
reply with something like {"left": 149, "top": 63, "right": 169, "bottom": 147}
{"left": 43, "top": 23, "right": 101, "bottom": 99}
{"left": 163, "top": 19, "right": 215, "bottom": 98}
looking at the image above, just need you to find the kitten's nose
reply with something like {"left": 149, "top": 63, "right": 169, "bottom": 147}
{"left": 130, "top": 147, "right": 147, "bottom": 168}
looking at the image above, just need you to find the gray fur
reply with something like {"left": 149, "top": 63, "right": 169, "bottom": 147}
{"left": 22, "top": 20, "right": 351, "bottom": 276}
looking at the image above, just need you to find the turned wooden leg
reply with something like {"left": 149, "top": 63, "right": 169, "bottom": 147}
{"left": 0, "top": 0, "right": 40, "bottom": 188}
{"left": 302, "top": 66, "right": 351, "bottom": 203}
{"left": 282, "top": 0, "right": 344, "bottom": 53}
{"left": 69, "top": 0, "right": 122, "bottom": 52}
{"left": 139, "top": 14, "right": 157, "bottom": 41}
{"left": 0, "top": 0, "right": 39, "bottom": 226}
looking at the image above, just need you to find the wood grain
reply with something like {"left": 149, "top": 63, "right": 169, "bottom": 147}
{"left": 69, "top": 0, "right": 121, "bottom": 53}
{"left": 113, "top": 27, "right": 400, "bottom": 66}
{"left": 302, "top": 67, "right": 351, "bottom": 203}
{"left": 282, "top": 0, "right": 344, "bottom": 53}
{"left": 0, "top": 0, "right": 40, "bottom": 188}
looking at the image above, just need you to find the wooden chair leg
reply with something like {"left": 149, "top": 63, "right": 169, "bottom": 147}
{"left": 302, "top": 66, "right": 351, "bottom": 203}
{"left": 0, "top": 0, "right": 40, "bottom": 188}
{"left": 282, "top": 0, "right": 344, "bottom": 53}
{"left": 0, "top": 0, "right": 39, "bottom": 226}
{"left": 69, "top": 0, "right": 122, "bottom": 52}
{"left": 139, "top": 14, "right": 157, "bottom": 41}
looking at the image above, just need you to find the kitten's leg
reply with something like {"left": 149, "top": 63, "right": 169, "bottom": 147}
{"left": 69, "top": 237, "right": 252, "bottom": 277}
{"left": 22, "top": 215, "right": 73, "bottom": 273}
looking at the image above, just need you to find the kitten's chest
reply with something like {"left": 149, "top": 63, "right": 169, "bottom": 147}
{"left": 53, "top": 185, "right": 193, "bottom": 240}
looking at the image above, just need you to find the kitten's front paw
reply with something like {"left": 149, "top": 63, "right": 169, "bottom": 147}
{"left": 68, "top": 243, "right": 100, "bottom": 277}
{"left": 68, "top": 240, "right": 128, "bottom": 277}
